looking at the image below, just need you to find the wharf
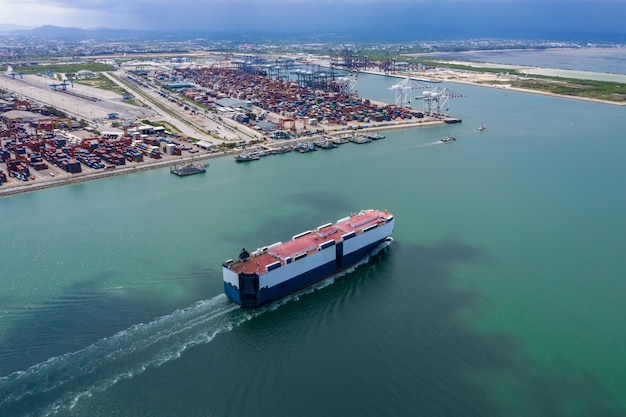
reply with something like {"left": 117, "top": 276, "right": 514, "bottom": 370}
{"left": 1, "top": 64, "right": 454, "bottom": 198}
{"left": 0, "top": 151, "right": 229, "bottom": 198}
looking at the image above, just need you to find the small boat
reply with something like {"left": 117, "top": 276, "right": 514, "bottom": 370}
{"left": 331, "top": 136, "right": 349, "bottom": 145}
{"left": 235, "top": 152, "right": 260, "bottom": 162}
{"left": 170, "top": 162, "right": 207, "bottom": 176}
{"left": 476, "top": 122, "right": 487, "bottom": 131}
{"left": 365, "top": 132, "right": 386, "bottom": 140}
{"left": 297, "top": 142, "right": 317, "bottom": 153}
{"left": 440, "top": 134, "right": 456, "bottom": 143}
{"left": 270, "top": 145, "right": 292, "bottom": 155}
{"left": 349, "top": 134, "right": 372, "bottom": 144}
{"left": 314, "top": 139, "right": 338, "bottom": 149}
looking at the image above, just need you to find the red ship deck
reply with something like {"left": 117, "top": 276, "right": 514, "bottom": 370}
{"left": 227, "top": 210, "right": 387, "bottom": 275}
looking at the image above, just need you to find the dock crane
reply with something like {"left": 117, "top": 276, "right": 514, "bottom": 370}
{"left": 389, "top": 76, "right": 428, "bottom": 108}
{"left": 50, "top": 80, "right": 70, "bottom": 91}
{"left": 336, "top": 69, "right": 359, "bottom": 97}
{"left": 420, "top": 86, "right": 464, "bottom": 116}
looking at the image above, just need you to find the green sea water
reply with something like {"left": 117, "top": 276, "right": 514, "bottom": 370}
{"left": 1, "top": 73, "right": 625, "bottom": 417}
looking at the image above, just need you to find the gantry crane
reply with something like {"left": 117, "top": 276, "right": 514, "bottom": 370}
{"left": 389, "top": 77, "right": 428, "bottom": 108}
{"left": 420, "top": 87, "right": 464, "bottom": 116}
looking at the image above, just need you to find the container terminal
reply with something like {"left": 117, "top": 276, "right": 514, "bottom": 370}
{"left": 1, "top": 56, "right": 462, "bottom": 196}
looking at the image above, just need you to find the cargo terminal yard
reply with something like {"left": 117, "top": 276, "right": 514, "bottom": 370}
{"left": 0, "top": 53, "right": 458, "bottom": 197}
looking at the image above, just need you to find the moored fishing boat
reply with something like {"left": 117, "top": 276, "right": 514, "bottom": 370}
{"left": 235, "top": 151, "right": 260, "bottom": 162}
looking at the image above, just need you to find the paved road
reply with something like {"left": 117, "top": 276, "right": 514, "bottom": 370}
{"left": 0, "top": 73, "right": 155, "bottom": 122}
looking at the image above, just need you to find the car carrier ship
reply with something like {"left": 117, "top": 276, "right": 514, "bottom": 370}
{"left": 222, "top": 209, "right": 394, "bottom": 307}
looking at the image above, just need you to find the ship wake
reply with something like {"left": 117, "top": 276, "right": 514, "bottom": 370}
{"left": 0, "top": 239, "right": 393, "bottom": 416}
{"left": 0, "top": 294, "right": 244, "bottom": 416}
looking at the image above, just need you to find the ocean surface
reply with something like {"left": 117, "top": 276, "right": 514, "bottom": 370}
{"left": 1, "top": 65, "right": 626, "bottom": 417}
{"left": 418, "top": 47, "right": 626, "bottom": 75}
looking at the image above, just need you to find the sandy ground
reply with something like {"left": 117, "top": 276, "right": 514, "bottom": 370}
{"left": 384, "top": 63, "right": 626, "bottom": 107}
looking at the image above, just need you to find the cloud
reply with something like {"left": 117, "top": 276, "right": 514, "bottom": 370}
{"left": 0, "top": 0, "right": 625, "bottom": 39}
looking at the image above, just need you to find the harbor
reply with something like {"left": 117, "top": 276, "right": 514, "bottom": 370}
{"left": 2, "top": 55, "right": 626, "bottom": 417}
{"left": 2, "top": 85, "right": 626, "bottom": 417}
{"left": 1, "top": 61, "right": 452, "bottom": 197}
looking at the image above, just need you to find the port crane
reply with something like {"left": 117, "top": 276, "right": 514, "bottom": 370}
{"left": 420, "top": 86, "right": 464, "bottom": 116}
{"left": 336, "top": 69, "right": 359, "bottom": 97}
{"left": 389, "top": 76, "right": 428, "bottom": 108}
{"left": 50, "top": 80, "right": 72, "bottom": 91}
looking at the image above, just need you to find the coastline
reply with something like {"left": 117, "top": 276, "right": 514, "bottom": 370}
{"left": 0, "top": 151, "right": 229, "bottom": 198}
{"left": 390, "top": 60, "right": 626, "bottom": 107}
{"left": 435, "top": 75, "right": 626, "bottom": 106}
{"left": 6, "top": 54, "right": 622, "bottom": 199}
{"left": 0, "top": 119, "right": 441, "bottom": 199}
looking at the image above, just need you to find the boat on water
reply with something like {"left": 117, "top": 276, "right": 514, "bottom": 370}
{"left": 170, "top": 162, "right": 207, "bottom": 176}
{"left": 223, "top": 209, "right": 395, "bottom": 308}
{"left": 476, "top": 122, "right": 487, "bottom": 131}
{"left": 365, "top": 132, "right": 386, "bottom": 140}
{"left": 331, "top": 136, "right": 349, "bottom": 145}
{"left": 235, "top": 152, "right": 260, "bottom": 162}
{"left": 440, "top": 134, "right": 456, "bottom": 143}
{"left": 270, "top": 145, "right": 292, "bottom": 155}
{"left": 314, "top": 139, "right": 338, "bottom": 149}
{"left": 296, "top": 142, "right": 317, "bottom": 153}
{"left": 349, "top": 134, "right": 372, "bottom": 144}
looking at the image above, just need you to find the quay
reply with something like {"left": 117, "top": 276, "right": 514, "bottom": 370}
{"left": 1, "top": 62, "right": 455, "bottom": 197}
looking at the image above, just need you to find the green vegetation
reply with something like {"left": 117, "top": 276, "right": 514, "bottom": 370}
{"left": 74, "top": 73, "right": 122, "bottom": 94}
{"left": 141, "top": 120, "right": 182, "bottom": 133}
{"left": 11, "top": 63, "right": 116, "bottom": 75}
{"left": 410, "top": 59, "right": 527, "bottom": 76}
{"left": 510, "top": 77, "right": 626, "bottom": 102}
{"left": 110, "top": 73, "right": 216, "bottom": 139}
{"left": 408, "top": 59, "right": 626, "bottom": 103}
{"left": 44, "top": 106, "right": 67, "bottom": 118}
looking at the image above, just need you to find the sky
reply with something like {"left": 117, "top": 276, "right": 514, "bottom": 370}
{"left": 1, "top": 0, "right": 625, "bottom": 41}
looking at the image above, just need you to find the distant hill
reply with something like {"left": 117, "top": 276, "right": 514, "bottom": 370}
{"left": 5, "top": 25, "right": 161, "bottom": 41}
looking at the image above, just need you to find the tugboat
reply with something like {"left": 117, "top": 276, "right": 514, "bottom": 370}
{"left": 476, "top": 122, "right": 487, "bottom": 131}
{"left": 440, "top": 134, "right": 456, "bottom": 143}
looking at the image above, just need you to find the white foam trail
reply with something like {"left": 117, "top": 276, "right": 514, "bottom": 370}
{"left": 0, "top": 239, "right": 393, "bottom": 417}
{"left": 414, "top": 141, "right": 441, "bottom": 148}
{"left": 0, "top": 294, "right": 242, "bottom": 416}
